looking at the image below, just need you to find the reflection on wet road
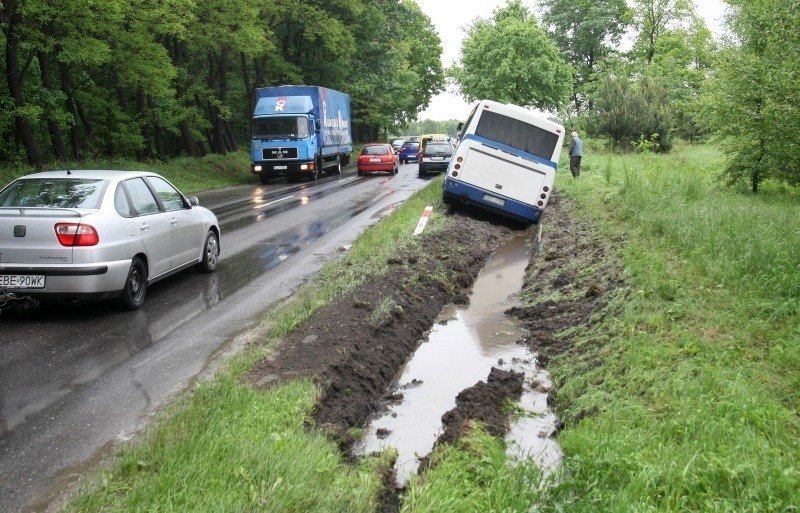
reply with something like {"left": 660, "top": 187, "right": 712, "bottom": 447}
{"left": 0, "top": 165, "right": 428, "bottom": 513}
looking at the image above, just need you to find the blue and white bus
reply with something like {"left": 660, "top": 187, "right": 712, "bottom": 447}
{"left": 442, "top": 100, "right": 565, "bottom": 224}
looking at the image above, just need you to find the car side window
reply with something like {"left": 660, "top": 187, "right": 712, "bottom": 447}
{"left": 124, "top": 178, "right": 160, "bottom": 215}
{"left": 114, "top": 185, "right": 133, "bottom": 217}
{"left": 146, "top": 176, "right": 185, "bottom": 211}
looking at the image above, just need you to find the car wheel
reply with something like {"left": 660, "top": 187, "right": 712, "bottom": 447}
{"left": 418, "top": 168, "right": 425, "bottom": 178}
{"left": 120, "top": 257, "right": 147, "bottom": 310}
{"left": 394, "top": 166, "right": 399, "bottom": 174}
{"left": 358, "top": 169, "right": 364, "bottom": 176}
{"left": 198, "top": 230, "right": 220, "bottom": 273}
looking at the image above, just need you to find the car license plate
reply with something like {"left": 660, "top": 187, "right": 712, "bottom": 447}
{"left": 0, "top": 274, "right": 45, "bottom": 289}
{"left": 273, "top": 165, "right": 288, "bottom": 170}
{"left": 431, "top": 157, "right": 443, "bottom": 161}
{"left": 482, "top": 194, "right": 505, "bottom": 207}
{"left": 369, "top": 158, "right": 381, "bottom": 162}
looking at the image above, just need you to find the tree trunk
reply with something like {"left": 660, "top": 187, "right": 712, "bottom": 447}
{"left": 208, "top": 46, "right": 231, "bottom": 155}
{"left": 180, "top": 120, "right": 202, "bottom": 157}
{"left": 59, "top": 62, "right": 86, "bottom": 160}
{"left": 3, "top": 0, "right": 43, "bottom": 167}
{"left": 136, "top": 87, "right": 153, "bottom": 160}
{"left": 37, "top": 49, "right": 68, "bottom": 162}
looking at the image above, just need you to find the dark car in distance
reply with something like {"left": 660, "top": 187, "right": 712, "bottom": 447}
{"left": 398, "top": 141, "right": 420, "bottom": 164}
{"left": 418, "top": 141, "right": 453, "bottom": 177}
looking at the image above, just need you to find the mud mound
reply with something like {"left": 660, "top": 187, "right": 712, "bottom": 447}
{"left": 245, "top": 211, "right": 518, "bottom": 448}
{"left": 438, "top": 366, "right": 524, "bottom": 445}
{"left": 507, "top": 193, "right": 624, "bottom": 367}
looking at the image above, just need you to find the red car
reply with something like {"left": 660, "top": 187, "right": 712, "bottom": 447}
{"left": 357, "top": 143, "right": 399, "bottom": 176}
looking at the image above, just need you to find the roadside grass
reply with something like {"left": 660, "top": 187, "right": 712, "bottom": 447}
{"left": 54, "top": 142, "right": 800, "bottom": 512}
{"left": 535, "top": 142, "right": 800, "bottom": 511}
{"left": 63, "top": 377, "right": 387, "bottom": 512}
{"left": 0, "top": 150, "right": 255, "bottom": 193}
{"left": 60, "top": 175, "right": 448, "bottom": 513}
{"left": 1, "top": 147, "right": 366, "bottom": 193}
{"left": 400, "top": 423, "right": 544, "bottom": 513}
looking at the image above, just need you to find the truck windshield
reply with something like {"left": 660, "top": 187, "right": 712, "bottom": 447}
{"left": 252, "top": 116, "right": 310, "bottom": 139}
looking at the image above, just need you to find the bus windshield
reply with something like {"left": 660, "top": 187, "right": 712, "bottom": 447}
{"left": 474, "top": 110, "right": 559, "bottom": 161}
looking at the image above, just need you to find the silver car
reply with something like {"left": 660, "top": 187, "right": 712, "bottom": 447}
{"left": 0, "top": 170, "right": 220, "bottom": 311}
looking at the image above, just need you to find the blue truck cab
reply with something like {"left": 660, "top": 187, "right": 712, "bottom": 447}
{"left": 250, "top": 85, "right": 353, "bottom": 184}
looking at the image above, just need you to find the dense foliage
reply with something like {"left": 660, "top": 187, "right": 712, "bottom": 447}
{"left": 698, "top": 0, "right": 800, "bottom": 192}
{"left": 0, "top": 0, "right": 443, "bottom": 166}
{"left": 3, "top": 0, "right": 799, "bottom": 192}
{"left": 448, "top": 0, "right": 572, "bottom": 112}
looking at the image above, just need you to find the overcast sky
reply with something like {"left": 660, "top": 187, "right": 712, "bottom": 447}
{"left": 415, "top": 0, "right": 728, "bottom": 120}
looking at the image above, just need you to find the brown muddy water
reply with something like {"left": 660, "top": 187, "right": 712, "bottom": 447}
{"left": 353, "top": 233, "right": 562, "bottom": 484}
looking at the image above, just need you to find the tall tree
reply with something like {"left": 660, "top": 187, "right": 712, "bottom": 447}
{"left": 1, "top": 0, "right": 43, "bottom": 166}
{"left": 699, "top": 0, "right": 800, "bottom": 192}
{"left": 540, "top": 0, "right": 632, "bottom": 114}
{"left": 348, "top": 0, "right": 443, "bottom": 140}
{"left": 184, "top": 0, "right": 267, "bottom": 155}
{"left": 647, "top": 15, "right": 716, "bottom": 143}
{"left": 631, "top": 0, "right": 693, "bottom": 64}
{"left": 449, "top": 0, "right": 572, "bottom": 112}
{"left": 592, "top": 74, "right": 674, "bottom": 151}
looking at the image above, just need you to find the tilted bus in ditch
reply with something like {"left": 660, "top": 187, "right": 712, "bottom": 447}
{"left": 442, "top": 100, "right": 565, "bottom": 224}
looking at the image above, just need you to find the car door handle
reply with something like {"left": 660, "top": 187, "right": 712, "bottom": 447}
{"left": 170, "top": 218, "right": 178, "bottom": 225}
{"left": 140, "top": 222, "right": 149, "bottom": 231}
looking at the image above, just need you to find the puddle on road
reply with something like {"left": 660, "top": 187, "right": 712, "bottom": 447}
{"left": 353, "top": 233, "right": 562, "bottom": 485}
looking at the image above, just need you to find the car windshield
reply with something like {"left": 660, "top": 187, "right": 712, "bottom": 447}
{"left": 425, "top": 143, "right": 452, "bottom": 154}
{"left": 0, "top": 178, "right": 106, "bottom": 208}
{"left": 362, "top": 145, "right": 390, "bottom": 155}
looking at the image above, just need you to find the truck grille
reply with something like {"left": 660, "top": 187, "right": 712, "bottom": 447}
{"left": 263, "top": 147, "right": 298, "bottom": 160}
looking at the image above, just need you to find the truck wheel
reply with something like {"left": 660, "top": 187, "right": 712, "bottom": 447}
{"left": 335, "top": 156, "right": 342, "bottom": 175}
{"left": 259, "top": 174, "right": 270, "bottom": 184}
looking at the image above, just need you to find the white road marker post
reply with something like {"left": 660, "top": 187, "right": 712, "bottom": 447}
{"left": 535, "top": 223, "right": 543, "bottom": 255}
{"left": 413, "top": 206, "right": 434, "bottom": 236}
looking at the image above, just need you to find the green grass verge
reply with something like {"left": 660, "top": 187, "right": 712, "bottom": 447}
{"left": 401, "top": 424, "right": 544, "bottom": 512}
{"left": 0, "top": 151, "right": 256, "bottom": 194}
{"left": 1, "top": 148, "right": 367, "bottom": 195}
{"left": 61, "top": 177, "right": 448, "bottom": 513}
{"left": 53, "top": 143, "right": 800, "bottom": 512}
{"left": 63, "top": 377, "right": 386, "bottom": 512}
{"left": 536, "top": 142, "right": 800, "bottom": 511}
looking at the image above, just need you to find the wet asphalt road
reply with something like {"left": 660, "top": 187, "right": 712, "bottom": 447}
{"left": 0, "top": 163, "right": 432, "bottom": 513}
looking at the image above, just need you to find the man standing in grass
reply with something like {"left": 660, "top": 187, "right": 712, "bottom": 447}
{"left": 569, "top": 131, "right": 583, "bottom": 178}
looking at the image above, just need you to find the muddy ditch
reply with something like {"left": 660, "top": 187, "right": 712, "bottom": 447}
{"left": 244, "top": 192, "right": 623, "bottom": 510}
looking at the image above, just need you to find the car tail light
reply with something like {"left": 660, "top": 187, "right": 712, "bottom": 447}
{"left": 55, "top": 223, "right": 99, "bottom": 246}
